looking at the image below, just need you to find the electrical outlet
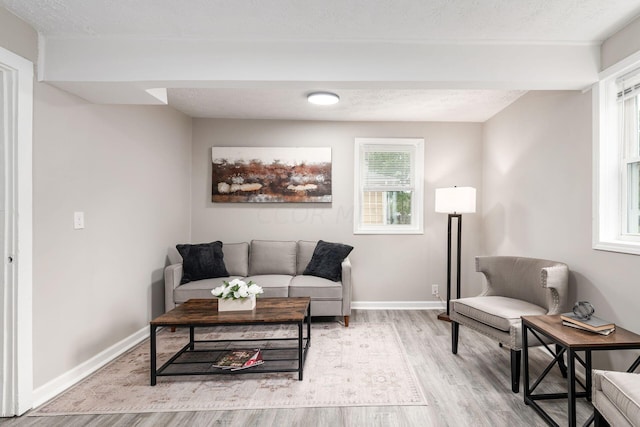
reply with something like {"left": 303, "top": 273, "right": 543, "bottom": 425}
{"left": 73, "top": 211, "right": 85, "bottom": 229}
{"left": 432, "top": 284, "right": 439, "bottom": 296}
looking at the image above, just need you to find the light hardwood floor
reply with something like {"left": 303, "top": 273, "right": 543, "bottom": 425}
{"left": 0, "top": 310, "right": 593, "bottom": 426}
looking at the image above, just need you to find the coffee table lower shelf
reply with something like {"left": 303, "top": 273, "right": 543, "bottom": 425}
{"left": 153, "top": 333, "right": 310, "bottom": 382}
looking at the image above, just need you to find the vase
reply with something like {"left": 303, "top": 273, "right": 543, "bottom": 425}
{"left": 217, "top": 295, "right": 256, "bottom": 312}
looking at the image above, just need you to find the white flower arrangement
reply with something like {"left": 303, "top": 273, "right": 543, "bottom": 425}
{"left": 211, "top": 278, "right": 264, "bottom": 300}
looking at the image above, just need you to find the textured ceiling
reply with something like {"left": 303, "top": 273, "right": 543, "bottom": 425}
{"left": 3, "top": 0, "right": 640, "bottom": 121}
{"left": 4, "top": 0, "right": 639, "bottom": 42}
{"left": 168, "top": 88, "right": 527, "bottom": 122}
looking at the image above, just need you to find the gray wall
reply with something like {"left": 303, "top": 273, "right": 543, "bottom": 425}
{"left": 191, "top": 119, "right": 484, "bottom": 302}
{"left": 601, "top": 15, "right": 640, "bottom": 70}
{"left": 1, "top": 9, "right": 193, "bottom": 389}
{"left": 32, "top": 85, "right": 193, "bottom": 388}
{"left": 0, "top": 7, "right": 37, "bottom": 62}
{"left": 483, "top": 90, "right": 640, "bottom": 370}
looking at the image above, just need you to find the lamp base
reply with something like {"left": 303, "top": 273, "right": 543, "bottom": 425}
{"left": 437, "top": 312, "right": 452, "bottom": 322}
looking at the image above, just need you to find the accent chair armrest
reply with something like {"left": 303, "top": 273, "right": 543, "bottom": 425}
{"left": 164, "top": 263, "right": 182, "bottom": 313}
{"left": 541, "top": 264, "right": 569, "bottom": 315}
{"left": 341, "top": 257, "right": 352, "bottom": 316}
{"left": 592, "top": 369, "right": 604, "bottom": 391}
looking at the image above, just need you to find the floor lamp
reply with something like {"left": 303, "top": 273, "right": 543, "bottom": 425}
{"left": 435, "top": 186, "right": 476, "bottom": 322}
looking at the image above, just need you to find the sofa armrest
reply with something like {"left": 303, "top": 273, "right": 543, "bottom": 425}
{"left": 341, "top": 257, "right": 352, "bottom": 316}
{"left": 541, "top": 264, "right": 569, "bottom": 315}
{"left": 164, "top": 263, "right": 182, "bottom": 313}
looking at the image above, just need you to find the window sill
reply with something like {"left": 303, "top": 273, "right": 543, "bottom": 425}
{"left": 593, "top": 239, "right": 640, "bottom": 256}
{"left": 354, "top": 228, "right": 424, "bottom": 235}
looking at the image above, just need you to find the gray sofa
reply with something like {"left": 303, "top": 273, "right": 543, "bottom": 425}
{"left": 593, "top": 369, "right": 640, "bottom": 426}
{"left": 164, "top": 240, "right": 353, "bottom": 326}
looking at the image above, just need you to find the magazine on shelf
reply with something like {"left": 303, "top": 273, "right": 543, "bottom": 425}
{"left": 560, "top": 312, "right": 615, "bottom": 332}
{"left": 562, "top": 320, "right": 615, "bottom": 336}
{"left": 211, "top": 349, "right": 264, "bottom": 371}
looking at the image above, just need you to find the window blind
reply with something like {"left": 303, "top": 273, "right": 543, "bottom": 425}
{"left": 362, "top": 145, "right": 414, "bottom": 191}
{"left": 617, "top": 67, "right": 640, "bottom": 101}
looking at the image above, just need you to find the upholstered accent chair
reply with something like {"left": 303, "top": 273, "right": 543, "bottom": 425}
{"left": 450, "top": 256, "right": 569, "bottom": 392}
{"left": 593, "top": 369, "right": 640, "bottom": 426}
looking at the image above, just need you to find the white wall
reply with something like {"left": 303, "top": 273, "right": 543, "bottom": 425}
{"left": 483, "top": 90, "right": 640, "bottom": 370}
{"left": 191, "top": 119, "right": 484, "bottom": 303}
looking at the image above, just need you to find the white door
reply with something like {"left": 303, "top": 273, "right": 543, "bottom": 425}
{"left": 0, "top": 69, "right": 5, "bottom": 326}
{"left": 0, "top": 46, "right": 33, "bottom": 417}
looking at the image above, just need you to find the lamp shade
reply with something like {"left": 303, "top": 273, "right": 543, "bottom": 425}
{"left": 435, "top": 187, "right": 476, "bottom": 214}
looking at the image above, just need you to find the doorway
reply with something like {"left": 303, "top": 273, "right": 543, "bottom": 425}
{"left": 0, "top": 46, "right": 33, "bottom": 416}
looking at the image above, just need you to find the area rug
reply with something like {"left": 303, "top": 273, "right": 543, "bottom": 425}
{"left": 30, "top": 322, "right": 427, "bottom": 415}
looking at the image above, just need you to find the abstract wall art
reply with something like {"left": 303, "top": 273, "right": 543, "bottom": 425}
{"left": 211, "top": 147, "right": 332, "bottom": 203}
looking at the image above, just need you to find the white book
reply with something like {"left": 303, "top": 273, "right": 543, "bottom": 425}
{"left": 562, "top": 321, "right": 615, "bottom": 336}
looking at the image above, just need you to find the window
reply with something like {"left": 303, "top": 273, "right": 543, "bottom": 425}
{"left": 354, "top": 138, "right": 424, "bottom": 234}
{"left": 594, "top": 54, "right": 640, "bottom": 254}
{"left": 620, "top": 75, "right": 640, "bottom": 235}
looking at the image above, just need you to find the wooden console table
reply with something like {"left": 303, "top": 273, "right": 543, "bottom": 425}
{"left": 522, "top": 315, "right": 640, "bottom": 427}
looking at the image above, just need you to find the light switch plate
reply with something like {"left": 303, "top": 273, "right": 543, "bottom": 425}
{"left": 73, "top": 211, "right": 85, "bottom": 229}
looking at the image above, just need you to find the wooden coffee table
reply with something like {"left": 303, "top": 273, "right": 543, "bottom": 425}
{"left": 149, "top": 297, "right": 311, "bottom": 385}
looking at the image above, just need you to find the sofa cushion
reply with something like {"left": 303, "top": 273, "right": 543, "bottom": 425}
{"left": 303, "top": 240, "right": 353, "bottom": 282}
{"left": 600, "top": 371, "right": 640, "bottom": 424}
{"left": 290, "top": 275, "right": 343, "bottom": 300}
{"left": 244, "top": 275, "right": 291, "bottom": 298}
{"left": 174, "top": 276, "right": 241, "bottom": 303}
{"left": 249, "top": 240, "right": 297, "bottom": 276}
{"left": 297, "top": 240, "right": 318, "bottom": 275}
{"left": 451, "top": 296, "right": 547, "bottom": 332}
{"left": 176, "top": 241, "right": 229, "bottom": 284}
{"left": 222, "top": 242, "right": 249, "bottom": 277}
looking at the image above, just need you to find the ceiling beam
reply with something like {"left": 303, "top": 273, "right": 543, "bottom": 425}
{"left": 39, "top": 37, "right": 600, "bottom": 104}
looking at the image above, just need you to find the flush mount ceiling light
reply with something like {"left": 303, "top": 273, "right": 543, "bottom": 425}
{"left": 307, "top": 92, "right": 340, "bottom": 105}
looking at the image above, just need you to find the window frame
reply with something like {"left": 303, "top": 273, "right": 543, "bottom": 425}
{"left": 594, "top": 51, "right": 640, "bottom": 255}
{"left": 353, "top": 137, "right": 424, "bottom": 235}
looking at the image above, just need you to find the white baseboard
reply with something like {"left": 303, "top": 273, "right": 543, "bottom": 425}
{"left": 31, "top": 326, "right": 149, "bottom": 409}
{"left": 352, "top": 301, "right": 446, "bottom": 310}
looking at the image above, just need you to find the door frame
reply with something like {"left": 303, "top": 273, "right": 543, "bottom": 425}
{"left": 0, "top": 46, "right": 33, "bottom": 417}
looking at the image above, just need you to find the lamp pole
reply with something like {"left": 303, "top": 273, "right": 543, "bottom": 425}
{"left": 437, "top": 213, "right": 462, "bottom": 322}
{"left": 434, "top": 186, "right": 475, "bottom": 323}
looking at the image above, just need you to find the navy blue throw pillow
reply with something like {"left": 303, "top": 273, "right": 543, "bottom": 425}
{"left": 176, "top": 241, "right": 229, "bottom": 284}
{"left": 303, "top": 240, "right": 353, "bottom": 282}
